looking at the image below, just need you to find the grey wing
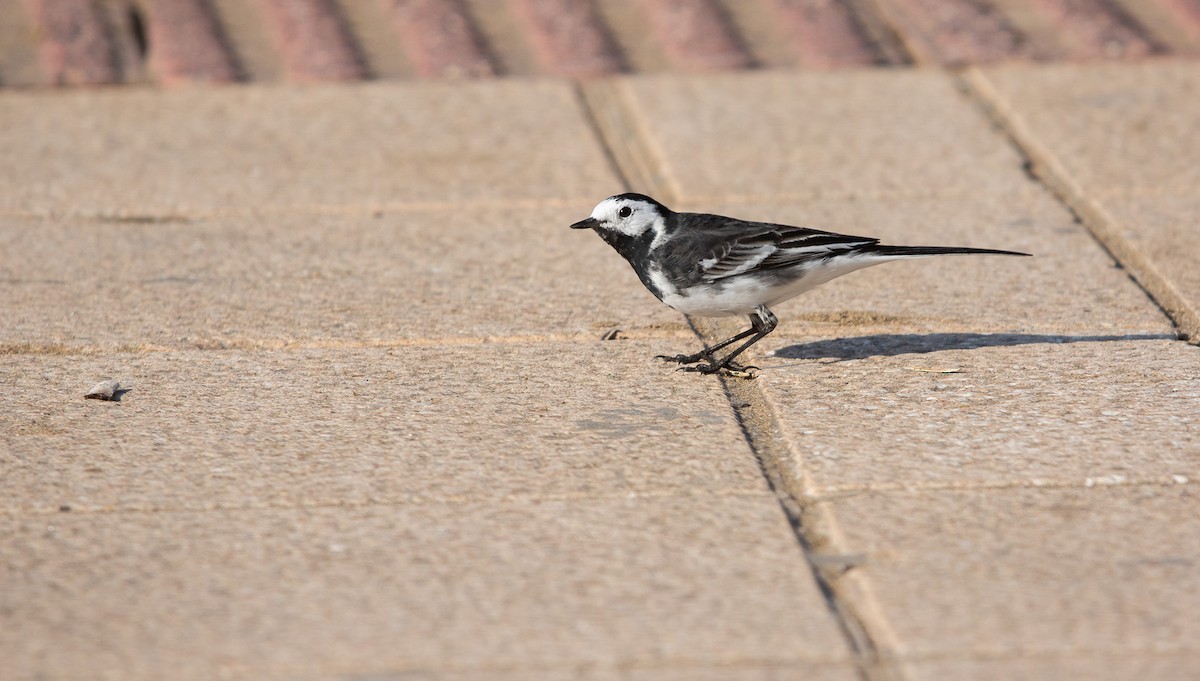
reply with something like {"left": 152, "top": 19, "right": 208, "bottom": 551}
{"left": 698, "top": 221, "right": 880, "bottom": 282}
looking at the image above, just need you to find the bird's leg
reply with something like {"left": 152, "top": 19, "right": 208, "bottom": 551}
{"left": 656, "top": 325, "right": 758, "bottom": 365}
{"left": 687, "top": 306, "right": 779, "bottom": 376}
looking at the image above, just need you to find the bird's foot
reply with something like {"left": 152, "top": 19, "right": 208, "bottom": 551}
{"left": 655, "top": 351, "right": 709, "bottom": 365}
{"left": 678, "top": 360, "right": 759, "bottom": 379}
{"left": 722, "top": 365, "right": 759, "bottom": 379}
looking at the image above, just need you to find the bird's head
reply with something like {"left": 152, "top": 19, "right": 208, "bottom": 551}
{"left": 570, "top": 193, "right": 671, "bottom": 241}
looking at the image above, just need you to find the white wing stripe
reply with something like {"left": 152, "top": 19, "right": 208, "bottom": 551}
{"left": 775, "top": 244, "right": 857, "bottom": 255}
{"left": 704, "top": 245, "right": 775, "bottom": 279}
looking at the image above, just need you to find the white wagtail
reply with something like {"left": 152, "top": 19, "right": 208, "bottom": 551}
{"left": 571, "top": 193, "right": 1030, "bottom": 377}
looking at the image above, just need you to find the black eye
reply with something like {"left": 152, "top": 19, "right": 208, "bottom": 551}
{"left": 618, "top": 206, "right": 632, "bottom": 218}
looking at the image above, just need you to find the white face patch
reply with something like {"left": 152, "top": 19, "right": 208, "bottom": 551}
{"left": 590, "top": 197, "right": 666, "bottom": 241}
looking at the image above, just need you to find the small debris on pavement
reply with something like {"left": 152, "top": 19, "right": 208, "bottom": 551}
{"left": 84, "top": 379, "right": 121, "bottom": 401}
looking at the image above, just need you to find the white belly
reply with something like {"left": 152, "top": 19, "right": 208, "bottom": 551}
{"left": 655, "top": 255, "right": 894, "bottom": 317}
{"left": 665, "top": 277, "right": 777, "bottom": 317}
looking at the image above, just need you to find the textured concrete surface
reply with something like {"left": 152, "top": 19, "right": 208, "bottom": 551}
{"left": 614, "top": 69, "right": 1032, "bottom": 200}
{"left": 0, "top": 497, "right": 850, "bottom": 680}
{"left": 591, "top": 63, "right": 1200, "bottom": 680}
{"left": 827, "top": 486, "right": 1200, "bottom": 656}
{"left": 0, "top": 81, "right": 618, "bottom": 215}
{"left": 3, "top": 60, "right": 1200, "bottom": 681}
{"left": 763, "top": 339, "right": 1197, "bottom": 493}
{"left": 977, "top": 61, "right": 1200, "bottom": 193}
{"left": 1, "top": 344, "right": 762, "bottom": 513}
{"left": 973, "top": 60, "right": 1200, "bottom": 343}
{"left": 903, "top": 654, "right": 1200, "bottom": 681}
{"left": 0, "top": 208, "right": 680, "bottom": 350}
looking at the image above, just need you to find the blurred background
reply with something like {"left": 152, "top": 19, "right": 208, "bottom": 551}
{"left": 3, "top": 0, "right": 1198, "bottom": 88}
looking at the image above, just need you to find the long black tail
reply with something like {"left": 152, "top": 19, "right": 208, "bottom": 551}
{"left": 868, "top": 245, "right": 1032, "bottom": 258}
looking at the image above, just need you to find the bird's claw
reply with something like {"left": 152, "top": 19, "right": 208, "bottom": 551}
{"left": 656, "top": 353, "right": 707, "bottom": 365}
{"left": 676, "top": 362, "right": 759, "bottom": 379}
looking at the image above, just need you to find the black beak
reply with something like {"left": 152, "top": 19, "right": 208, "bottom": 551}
{"left": 570, "top": 217, "right": 599, "bottom": 230}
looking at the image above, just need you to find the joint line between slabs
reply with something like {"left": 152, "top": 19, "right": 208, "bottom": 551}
{"left": 858, "top": 0, "right": 936, "bottom": 66}
{"left": 0, "top": 197, "right": 597, "bottom": 223}
{"left": 10, "top": 487, "right": 769, "bottom": 518}
{"left": 0, "top": 332, "right": 697, "bottom": 356}
{"left": 809, "top": 475, "right": 1199, "bottom": 501}
{"left": 717, "top": 367, "right": 893, "bottom": 681}
{"left": 575, "top": 84, "right": 896, "bottom": 681}
{"left": 573, "top": 81, "right": 635, "bottom": 192}
{"left": 956, "top": 68, "right": 1197, "bottom": 345}
{"left": 576, "top": 78, "right": 681, "bottom": 199}
{"left": 850, "top": 0, "right": 921, "bottom": 66}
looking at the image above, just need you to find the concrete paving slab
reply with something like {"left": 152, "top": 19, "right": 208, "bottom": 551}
{"left": 613, "top": 69, "right": 1031, "bottom": 201}
{"left": 0, "top": 206, "right": 682, "bottom": 350}
{"left": 0, "top": 496, "right": 851, "bottom": 680}
{"left": 685, "top": 191, "right": 1171, "bottom": 339}
{"left": 1102, "top": 194, "right": 1200, "bottom": 332}
{"left": 0, "top": 342, "right": 764, "bottom": 513}
{"left": 903, "top": 652, "right": 1200, "bottom": 681}
{"left": 756, "top": 339, "right": 1197, "bottom": 493}
{"left": 618, "top": 666, "right": 859, "bottom": 681}
{"left": 603, "top": 67, "right": 1193, "bottom": 498}
{"left": 0, "top": 80, "right": 619, "bottom": 216}
{"left": 300, "top": 664, "right": 862, "bottom": 681}
{"left": 2, "top": 61, "right": 1193, "bottom": 681}
{"left": 603, "top": 66, "right": 1176, "bottom": 350}
{"left": 971, "top": 60, "right": 1200, "bottom": 341}
{"left": 824, "top": 485, "right": 1200, "bottom": 660}
{"left": 976, "top": 61, "right": 1200, "bottom": 195}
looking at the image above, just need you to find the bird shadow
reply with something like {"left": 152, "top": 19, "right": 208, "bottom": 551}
{"left": 770, "top": 332, "right": 1177, "bottom": 362}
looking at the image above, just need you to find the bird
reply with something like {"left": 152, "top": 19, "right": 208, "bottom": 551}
{"left": 570, "top": 193, "right": 1030, "bottom": 377}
